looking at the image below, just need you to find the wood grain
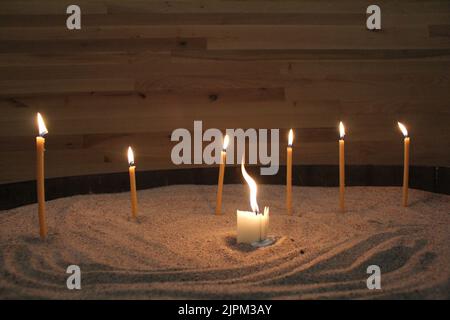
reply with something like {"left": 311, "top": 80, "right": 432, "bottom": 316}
{"left": 0, "top": 0, "right": 449, "bottom": 184}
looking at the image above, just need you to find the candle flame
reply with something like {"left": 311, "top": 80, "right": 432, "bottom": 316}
{"left": 241, "top": 158, "right": 259, "bottom": 214}
{"left": 37, "top": 112, "right": 48, "bottom": 136}
{"left": 339, "top": 121, "right": 345, "bottom": 139}
{"left": 127, "top": 146, "right": 135, "bottom": 166}
{"left": 397, "top": 122, "right": 408, "bottom": 137}
{"left": 288, "top": 129, "right": 293, "bottom": 146}
{"left": 223, "top": 134, "right": 229, "bottom": 151}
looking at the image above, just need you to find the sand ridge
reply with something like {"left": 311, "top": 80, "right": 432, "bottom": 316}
{"left": 0, "top": 185, "right": 449, "bottom": 299}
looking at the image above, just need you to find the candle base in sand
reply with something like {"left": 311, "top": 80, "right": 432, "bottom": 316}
{"left": 251, "top": 237, "right": 276, "bottom": 248}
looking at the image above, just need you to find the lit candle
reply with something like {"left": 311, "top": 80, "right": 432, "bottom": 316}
{"left": 339, "top": 121, "right": 345, "bottom": 212}
{"left": 127, "top": 146, "right": 138, "bottom": 218}
{"left": 237, "top": 159, "right": 269, "bottom": 245}
{"left": 36, "top": 112, "right": 48, "bottom": 239}
{"left": 398, "top": 122, "right": 410, "bottom": 207}
{"left": 286, "top": 129, "right": 293, "bottom": 215}
{"left": 215, "top": 135, "right": 229, "bottom": 215}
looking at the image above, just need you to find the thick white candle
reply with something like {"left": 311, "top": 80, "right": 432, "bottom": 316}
{"left": 237, "top": 207, "right": 269, "bottom": 244}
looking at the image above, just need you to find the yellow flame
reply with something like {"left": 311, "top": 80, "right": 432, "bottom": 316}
{"left": 288, "top": 129, "right": 293, "bottom": 146}
{"left": 397, "top": 122, "right": 408, "bottom": 137}
{"left": 339, "top": 121, "right": 345, "bottom": 139}
{"left": 223, "top": 134, "right": 229, "bottom": 150}
{"left": 241, "top": 158, "right": 259, "bottom": 213}
{"left": 127, "top": 146, "right": 135, "bottom": 166}
{"left": 37, "top": 112, "right": 48, "bottom": 136}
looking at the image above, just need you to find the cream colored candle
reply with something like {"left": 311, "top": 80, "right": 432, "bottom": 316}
{"left": 237, "top": 159, "right": 269, "bottom": 244}
{"left": 237, "top": 207, "right": 269, "bottom": 244}
{"left": 215, "top": 135, "right": 229, "bottom": 215}
{"left": 339, "top": 121, "right": 345, "bottom": 213}
{"left": 398, "top": 122, "right": 410, "bottom": 207}
{"left": 127, "top": 147, "right": 138, "bottom": 218}
{"left": 36, "top": 113, "right": 48, "bottom": 239}
{"left": 286, "top": 129, "right": 293, "bottom": 215}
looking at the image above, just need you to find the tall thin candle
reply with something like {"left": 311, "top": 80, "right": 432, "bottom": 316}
{"left": 398, "top": 122, "right": 410, "bottom": 207}
{"left": 127, "top": 147, "right": 138, "bottom": 218}
{"left": 36, "top": 112, "right": 48, "bottom": 239}
{"left": 215, "top": 135, "right": 229, "bottom": 215}
{"left": 339, "top": 121, "right": 346, "bottom": 212}
{"left": 286, "top": 129, "right": 293, "bottom": 215}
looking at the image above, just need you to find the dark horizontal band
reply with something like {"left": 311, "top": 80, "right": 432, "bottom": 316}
{"left": 0, "top": 165, "right": 448, "bottom": 211}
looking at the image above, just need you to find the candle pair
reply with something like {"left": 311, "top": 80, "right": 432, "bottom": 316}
{"left": 338, "top": 121, "right": 411, "bottom": 212}
{"left": 34, "top": 113, "right": 139, "bottom": 239}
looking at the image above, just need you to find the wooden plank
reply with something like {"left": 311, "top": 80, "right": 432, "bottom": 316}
{"left": 1, "top": 59, "right": 448, "bottom": 81}
{"left": 2, "top": 13, "right": 450, "bottom": 28}
{"left": 206, "top": 26, "right": 450, "bottom": 50}
{"left": 3, "top": 50, "right": 449, "bottom": 69}
{"left": 172, "top": 49, "right": 450, "bottom": 61}
{"left": 285, "top": 81, "right": 450, "bottom": 101}
{"left": 0, "top": 52, "right": 168, "bottom": 67}
{"left": 0, "top": 79, "right": 135, "bottom": 96}
{"left": 0, "top": 13, "right": 364, "bottom": 27}
{"left": 0, "top": 1, "right": 106, "bottom": 15}
{"left": 1, "top": 0, "right": 448, "bottom": 15}
{"left": 0, "top": 89, "right": 286, "bottom": 120}
{"left": 4, "top": 124, "right": 450, "bottom": 153}
{"left": 0, "top": 38, "right": 207, "bottom": 54}
{"left": 0, "top": 60, "right": 285, "bottom": 80}
{"left": 0, "top": 108, "right": 447, "bottom": 137}
{"left": 1, "top": 25, "right": 449, "bottom": 50}
{"left": 105, "top": 1, "right": 450, "bottom": 14}
{"left": 429, "top": 25, "right": 450, "bottom": 38}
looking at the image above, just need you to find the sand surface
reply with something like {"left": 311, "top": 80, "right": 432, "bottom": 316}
{"left": 0, "top": 185, "right": 449, "bottom": 299}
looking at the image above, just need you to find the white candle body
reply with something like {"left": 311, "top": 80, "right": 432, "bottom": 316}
{"left": 237, "top": 207, "right": 269, "bottom": 244}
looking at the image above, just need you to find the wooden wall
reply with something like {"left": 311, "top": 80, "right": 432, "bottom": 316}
{"left": 0, "top": 0, "right": 449, "bottom": 184}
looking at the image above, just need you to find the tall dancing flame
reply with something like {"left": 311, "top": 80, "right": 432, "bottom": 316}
{"left": 241, "top": 158, "right": 259, "bottom": 214}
